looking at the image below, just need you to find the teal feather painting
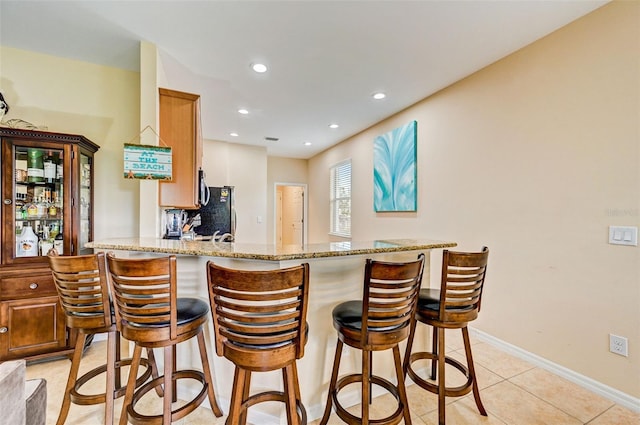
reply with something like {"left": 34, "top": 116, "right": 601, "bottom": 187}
{"left": 373, "top": 120, "right": 417, "bottom": 212}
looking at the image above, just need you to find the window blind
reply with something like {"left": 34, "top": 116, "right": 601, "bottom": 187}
{"left": 330, "top": 160, "right": 351, "bottom": 237}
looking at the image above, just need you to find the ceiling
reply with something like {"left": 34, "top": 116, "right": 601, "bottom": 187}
{"left": 0, "top": 0, "right": 608, "bottom": 159}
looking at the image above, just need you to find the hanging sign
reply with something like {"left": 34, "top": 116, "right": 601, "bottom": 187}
{"left": 123, "top": 143, "right": 172, "bottom": 180}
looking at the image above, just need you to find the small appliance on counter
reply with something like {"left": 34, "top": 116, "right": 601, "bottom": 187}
{"left": 163, "top": 208, "right": 187, "bottom": 239}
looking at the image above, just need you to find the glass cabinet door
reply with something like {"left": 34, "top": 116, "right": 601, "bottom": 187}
{"left": 78, "top": 152, "right": 92, "bottom": 255}
{"left": 13, "top": 146, "right": 65, "bottom": 258}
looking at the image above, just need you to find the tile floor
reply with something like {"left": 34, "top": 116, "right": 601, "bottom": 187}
{"left": 25, "top": 332, "right": 639, "bottom": 425}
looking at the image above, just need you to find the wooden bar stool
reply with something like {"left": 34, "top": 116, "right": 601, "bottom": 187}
{"left": 319, "top": 254, "right": 425, "bottom": 425}
{"left": 106, "top": 253, "right": 223, "bottom": 425}
{"left": 48, "top": 252, "right": 158, "bottom": 425}
{"left": 206, "top": 262, "right": 310, "bottom": 425}
{"left": 403, "top": 247, "right": 489, "bottom": 425}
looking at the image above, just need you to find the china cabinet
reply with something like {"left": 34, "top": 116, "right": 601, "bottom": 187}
{"left": 0, "top": 127, "right": 99, "bottom": 361}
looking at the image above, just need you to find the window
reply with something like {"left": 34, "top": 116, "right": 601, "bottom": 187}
{"left": 330, "top": 160, "right": 351, "bottom": 237}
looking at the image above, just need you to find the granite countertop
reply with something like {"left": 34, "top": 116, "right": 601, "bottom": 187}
{"left": 85, "top": 237, "right": 456, "bottom": 261}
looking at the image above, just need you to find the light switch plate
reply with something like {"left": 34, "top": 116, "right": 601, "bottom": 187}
{"left": 609, "top": 226, "right": 638, "bottom": 246}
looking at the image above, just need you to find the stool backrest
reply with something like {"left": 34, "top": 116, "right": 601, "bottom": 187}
{"left": 438, "top": 247, "right": 489, "bottom": 323}
{"left": 48, "top": 252, "right": 112, "bottom": 330}
{"left": 206, "top": 262, "right": 310, "bottom": 359}
{"left": 362, "top": 254, "right": 425, "bottom": 344}
{"left": 106, "top": 254, "right": 179, "bottom": 340}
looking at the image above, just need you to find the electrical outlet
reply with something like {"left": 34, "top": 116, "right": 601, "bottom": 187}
{"left": 609, "top": 334, "right": 628, "bottom": 357}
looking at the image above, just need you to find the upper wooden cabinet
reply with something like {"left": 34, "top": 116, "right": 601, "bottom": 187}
{"left": 158, "top": 88, "right": 202, "bottom": 209}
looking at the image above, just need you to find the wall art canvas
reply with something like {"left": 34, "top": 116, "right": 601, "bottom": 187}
{"left": 373, "top": 120, "right": 417, "bottom": 212}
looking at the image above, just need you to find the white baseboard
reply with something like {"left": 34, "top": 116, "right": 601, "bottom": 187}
{"left": 469, "top": 327, "right": 640, "bottom": 413}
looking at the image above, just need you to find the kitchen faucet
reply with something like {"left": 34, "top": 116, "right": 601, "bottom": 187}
{"left": 212, "top": 231, "right": 234, "bottom": 242}
{"left": 218, "top": 233, "right": 234, "bottom": 242}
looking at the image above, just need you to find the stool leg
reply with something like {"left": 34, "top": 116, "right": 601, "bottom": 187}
{"left": 145, "top": 348, "right": 164, "bottom": 397}
{"left": 368, "top": 350, "right": 373, "bottom": 405}
{"left": 403, "top": 317, "right": 418, "bottom": 377}
{"left": 119, "top": 344, "right": 143, "bottom": 425}
{"left": 197, "top": 330, "right": 223, "bottom": 417}
{"left": 227, "top": 367, "right": 245, "bottom": 425}
{"left": 291, "top": 361, "right": 305, "bottom": 423}
{"left": 437, "top": 327, "right": 446, "bottom": 425}
{"left": 283, "top": 364, "right": 299, "bottom": 425}
{"left": 431, "top": 327, "right": 438, "bottom": 380}
{"left": 163, "top": 345, "right": 173, "bottom": 425}
{"left": 104, "top": 330, "right": 117, "bottom": 425}
{"left": 362, "top": 348, "right": 371, "bottom": 425}
{"left": 319, "top": 339, "right": 343, "bottom": 425}
{"left": 171, "top": 345, "right": 177, "bottom": 403}
{"left": 56, "top": 332, "right": 87, "bottom": 425}
{"left": 114, "top": 332, "right": 122, "bottom": 391}
{"left": 462, "top": 327, "right": 487, "bottom": 416}
{"left": 392, "top": 344, "right": 412, "bottom": 425}
{"left": 239, "top": 370, "right": 252, "bottom": 425}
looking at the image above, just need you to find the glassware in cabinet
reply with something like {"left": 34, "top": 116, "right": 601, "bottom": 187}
{"left": 13, "top": 146, "right": 64, "bottom": 258}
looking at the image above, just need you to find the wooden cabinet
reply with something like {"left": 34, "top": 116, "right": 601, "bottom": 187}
{"left": 0, "top": 127, "right": 99, "bottom": 361}
{"left": 158, "top": 88, "right": 202, "bottom": 209}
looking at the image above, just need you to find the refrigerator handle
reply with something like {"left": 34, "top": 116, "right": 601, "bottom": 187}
{"left": 233, "top": 208, "right": 237, "bottom": 235}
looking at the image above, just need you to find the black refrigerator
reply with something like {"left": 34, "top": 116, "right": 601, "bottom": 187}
{"left": 192, "top": 186, "right": 235, "bottom": 239}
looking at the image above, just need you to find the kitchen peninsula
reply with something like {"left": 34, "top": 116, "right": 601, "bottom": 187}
{"left": 86, "top": 237, "right": 455, "bottom": 422}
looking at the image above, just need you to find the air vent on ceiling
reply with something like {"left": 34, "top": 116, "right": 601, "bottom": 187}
{"left": 264, "top": 137, "right": 279, "bottom": 142}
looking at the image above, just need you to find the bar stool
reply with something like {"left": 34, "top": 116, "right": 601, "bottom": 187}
{"left": 106, "top": 253, "right": 223, "bottom": 425}
{"left": 48, "top": 252, "right": 158, "bottom": 425}
{"left": 319, "top": 254, "right": 425, "bottom": 425}
{"left": 206, "top": 262, "right": 310, "bottom": 425}
{"left": 403, "top": 247, "right": 489, "bottom": 425}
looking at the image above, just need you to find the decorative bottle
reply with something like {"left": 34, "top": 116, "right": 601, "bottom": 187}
{"left": 39, "top": 226, "right": 53, "bottom": 256}
{"left": 54, "top": 232, "right": 64, "bottom": 255}
{"left": 43, "top": 150, "right": 56, "bottom": 183}
{"left": 27, "top": 149, "right": 44, "bottom": 183}
{"left": 17, "top": 224, "right": 39, "bottom": 257}
{"left": 56, "top": 152, "right": 64, "bottom": 180}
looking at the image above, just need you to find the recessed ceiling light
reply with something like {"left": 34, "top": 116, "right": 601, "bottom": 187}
{"left": 238, "top": 108, "right": 249, "bottom": 115}
{"left": 372, "top": 92, "right": 386, "bottom": 100}
{"left": 251, "top": 63, "right": 267, "bottom": 73}
{"left": 329, "top": 123, "right": 339, "bottom": 129}
{"left": 304, "top": 141, "right": 312, "bottom": 146}
{"left": 230, "top": 132, "right": 239, "bottom": 137}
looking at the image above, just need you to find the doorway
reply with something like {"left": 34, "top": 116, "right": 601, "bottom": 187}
{"left": 275, "top": 183, "right": 307, "bottom": 246}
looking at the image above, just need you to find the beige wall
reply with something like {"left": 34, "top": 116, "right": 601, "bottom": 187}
{"left": 202, "top": 139, "right": 269, "bottom": 243}
{"left": 309, "top": 1, "right": 639, "bottom": 398}
{"left": 0, "top": 46, "right": 141, "bottom": 240}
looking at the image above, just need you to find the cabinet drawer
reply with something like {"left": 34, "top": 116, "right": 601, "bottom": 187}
{"left": 0, "top": 274, "right": 57, "bottom": 300}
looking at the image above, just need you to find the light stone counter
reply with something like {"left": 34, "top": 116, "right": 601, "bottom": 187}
{"left": 86, "top": 237, "right": 456, "bottom": 423}
{"left": 85, "top": 237, "right": 455, "bottom": 261}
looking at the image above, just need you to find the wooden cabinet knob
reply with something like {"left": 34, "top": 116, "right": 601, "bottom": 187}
{"left": 29, "top": 283, "right": 38, "bottom": 290}
{"left": 0, "top": 327, "right": 7, "bottom": 334}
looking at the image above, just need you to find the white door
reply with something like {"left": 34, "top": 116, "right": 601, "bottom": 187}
{"left": 275, "top": 184, "right": 305, "bottom": 246}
